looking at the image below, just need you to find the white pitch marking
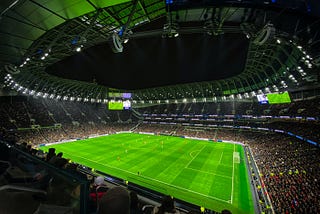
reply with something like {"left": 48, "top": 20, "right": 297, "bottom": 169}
{"left": 218, "top": 152, "right": 224, "bottom": 164}
{"left": 185, "top": 167, "right": 232, "bottom": 180}
{"left": 230, "top": 143, "right": 235, "bottom": 204}
{"left": 185, "top": 145, "right": 206, "bottom": 168}
{"left": 65, "top": 151, "right": 232, "bottom": 204}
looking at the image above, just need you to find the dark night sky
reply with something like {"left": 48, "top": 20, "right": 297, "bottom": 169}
{"left": 46, "top": 33, "right": 249, "bottom": 90}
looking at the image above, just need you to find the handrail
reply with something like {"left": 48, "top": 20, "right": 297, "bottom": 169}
{"left": 0, "top": 141, "right": 90, "bottom": 214}
{"left": 0, "top": 160, "right": 12, "bottom": 168}
{"left": 0, "top": 184, "right": 47, "bottom": 195}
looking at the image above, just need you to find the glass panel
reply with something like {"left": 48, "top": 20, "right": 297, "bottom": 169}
{"left": 0, "top": 141, "right": 89, "bottom": 214}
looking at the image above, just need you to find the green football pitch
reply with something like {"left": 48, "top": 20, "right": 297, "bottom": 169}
{"left": 41, "top": 133, "right": 254, "bottom": 213}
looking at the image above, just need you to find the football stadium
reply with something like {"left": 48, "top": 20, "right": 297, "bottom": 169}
{"left": 0, "top": 1, "right": 319, "bottom": 214}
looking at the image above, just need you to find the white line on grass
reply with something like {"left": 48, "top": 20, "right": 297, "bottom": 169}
{"left": 230, "top": 143, "right": 235, "bottom": 204}
{"left": 185, "top": 145, "right": 206, "bottom": 168}
{"left": 185, "top": 167, "right": 232, "bottom": 180}
{"left": 218, "top": 152, "right": 224, "bottom": 164}
{"left": 189, "top": 150, "right": 198, "bottom": 159}
{"left": 65, "top": 151, "right": 231, "bottom": 204}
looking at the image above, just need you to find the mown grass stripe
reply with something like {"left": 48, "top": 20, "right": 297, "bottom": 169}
{"left": 41, "top": 133, "right": 254, "bottom": 214}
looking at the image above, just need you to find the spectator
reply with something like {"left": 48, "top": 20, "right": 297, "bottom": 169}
{"left": 130, "top": 191, "right": 143, "bottom": 214}
{"left": 89, "top": 175, "right": 109, "bottom": 204}
{"left": 49, "top": 152, "right": 63, "bottom": 165}
{"left": 94, "top": 176, "right": 106, "bottom": 187}
{"left": 98, "top": 186, "right": 130, "bottom": 214}
{"left": 221, "top": 209, "right": 232, "bottom": 214}
{"left": 45, "top": 148, "right": 56, "bottom": 162}
{"left": 153, "top": 195, "right": 180, "bottom": 214}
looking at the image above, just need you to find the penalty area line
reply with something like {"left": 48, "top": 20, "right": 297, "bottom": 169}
{"left": 230, "top": 143, "right": 235, "bottom": 204}
{"left": 185, "top": 145, "right": 206, "bottom": 168}
{"left": 218, "top": 152, "right": 224, "bottom": 164}
{"left": 185, "top": 167, "right": 232, "bottom": 180}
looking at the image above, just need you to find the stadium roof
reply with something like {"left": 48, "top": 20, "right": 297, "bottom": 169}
{"left": 0, "top": 0, "right": 320, "bottom": 102}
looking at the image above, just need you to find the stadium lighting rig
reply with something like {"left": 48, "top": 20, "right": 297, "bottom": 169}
{"left": 162, "top": 0, "right": 179, "bottom": 39}
{"left": 162, "top": 22, "right": 179, "bottom": 38}
{"left": 0, "top": 72, "right": 306, "bottom": 104}
{"left": 108, "top": 25, "right": 134, "bottom": 53}
{"left": 253, "top": 23, "right": 275, "bottom": 46}
{"left": 203, "top": 20, "right": 224, "bottom": 36}
{"left": 110, "top": 32, "right": 124, "bottom": 53}
{"left": 75, "top": 45, "right": 84, "bottom": 52}
{"left": 2, "top": 32, "right": 318, "bottom": 106}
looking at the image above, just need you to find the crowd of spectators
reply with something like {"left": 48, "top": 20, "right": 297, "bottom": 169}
{"left": 241, "top": 132, "right": 319, "bottom": 214}
{"left": 0, "top": 95, "right": 319, "bottom": 213}
{"left": 9, "top": 123, "right": 135, "bottom": 146}
{"left": 141, "top": 117, "right": 320, "bottom": 144}
{"left": 2, "top": 121, "right": 319, "bottom": 213}
{"left": 1, "top": 138, "right": 197, "bottom": 214}
{"left": 0, "top": 96, "right": 136, "bottom": 130}
{"left": 1, "top": 96, "right": 319, "bottom": 129}
{"left": 268, "top": 121, "right": 320, "bottom": 143}
{"left": 139, "top": 97, "right": 320, "bottom": 118}
{"left": 0, "top": 140, "right": 87, "bottom": 213}
{"left": 129, "top": 124, "right": 320, "bottom": 213}
{"left": 1, "top": 95, "right": 319, "bottom": 143}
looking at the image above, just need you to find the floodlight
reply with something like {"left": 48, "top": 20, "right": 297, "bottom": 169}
{"left": 110, "top": 32, "right": 123, "bottom": 53}
{"left": 253, "top": 23, "right": 275, "bottom": 46}
{"left": 162, "top": 22, "right": 179, "bottom": 38}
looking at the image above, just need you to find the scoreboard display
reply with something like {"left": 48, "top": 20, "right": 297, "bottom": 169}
{"left": 108, "top": 92, "right": 132, "bottom": 99}
{"left": 108, "top": 100, "right": 131, "bottom": 110}
{"left": 108, "top": 102, "right": 123, "bottom": 110}
{"left": 266, "top": 92, "right": 291, "bottom": 104}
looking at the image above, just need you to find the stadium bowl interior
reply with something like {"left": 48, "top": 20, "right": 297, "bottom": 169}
{"left": 0, "top": 0, "right": 319, "bottom": 214}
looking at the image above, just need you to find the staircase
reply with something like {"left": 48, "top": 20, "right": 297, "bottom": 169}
{"left": 130, "top": 122, "right": 142, "bottom": 132}
{"left": 131, "top": 108, "right": 144, "bottom": 121}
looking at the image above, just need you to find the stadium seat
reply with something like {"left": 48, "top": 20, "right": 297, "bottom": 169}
{"left": 96, "top": 185, "right": 109, "bottom": 200}
{"left": 89, "top": 185, "right": 109, "bottom": 212}
{"left": 142, "top": 204, "right": 154, "bottom": 214}
{"left": 0, "top": 160, "right": 11, "bottom": 175}
{"left": 33, "top": 204, "right": 73, "bottom": 214}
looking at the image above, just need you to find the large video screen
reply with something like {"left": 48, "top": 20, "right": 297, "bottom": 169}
{"left": 108, "top": 92, "right": 132, "bottom": 99}
{"left": 108, "top": 102, "right": 123, "bottom": 110}
{"left": 108, "top": 101, "right": 131, "bottom": 110}
{"left": 266, "top": 92, "right": 291, "bottom": 104}
{"left": 122, "top": 93, "right": 132, "bottom": 99}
